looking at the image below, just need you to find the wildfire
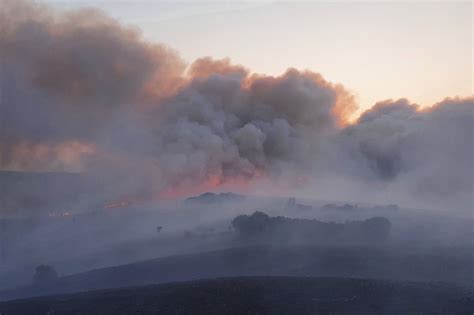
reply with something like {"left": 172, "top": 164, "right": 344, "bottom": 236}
{"left": 48, "top": 211, "right": 72, "bottom": 218}
{"left": 103, "top": 201, "right": 132, "bottom": 209}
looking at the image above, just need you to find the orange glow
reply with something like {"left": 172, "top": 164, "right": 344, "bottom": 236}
{"left": 103, "top": 200, "right": 132, "bottom": 209}
{"left": 4, "top": 140, "right": 95, "bottom": 172}
{"left": 159, "top": 170, "right": 265, "bottom": 200}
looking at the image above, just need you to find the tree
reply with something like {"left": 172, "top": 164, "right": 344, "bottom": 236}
{"left": 232, "top": 211, "right": 270, "bottom": 235}
{"left": 33, "top": 265, "right": 58, "bottom": 285}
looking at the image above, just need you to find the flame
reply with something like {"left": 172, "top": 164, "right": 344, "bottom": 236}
{"left": 103, "top": 200, "right": 132, "bottom": 209}
{"left": 102, "top": 194, "right": 151, "bottom": 209}
{"left": 48, "top": 211, "right": 72, "bottom": 218}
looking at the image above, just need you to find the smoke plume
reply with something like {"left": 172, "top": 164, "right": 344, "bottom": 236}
{"left": 0, "top": 0, "right": 472, "bottom": 211}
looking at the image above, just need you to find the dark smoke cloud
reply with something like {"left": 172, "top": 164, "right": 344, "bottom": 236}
{"left": 148, "top": 67, "right": 355, "bottom": 188}
{"left": 0, "top": 0, "right": 472, "bottom": 210}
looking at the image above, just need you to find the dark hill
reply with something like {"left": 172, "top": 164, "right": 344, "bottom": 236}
{"left": 0, "top": 277, "right": 472, "bottom": 315}
{"left": 1, "top": 245, "right": 472, "bottom": 301}
{"left": 185, "top": 192, "right": 245, "bottom": 204}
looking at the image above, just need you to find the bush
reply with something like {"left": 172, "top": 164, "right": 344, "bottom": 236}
{"left": 232, "top": 211, "right": 270, "bottom": 235}
{"left": 231, "top": 211, "right": 391, "bottom": 244}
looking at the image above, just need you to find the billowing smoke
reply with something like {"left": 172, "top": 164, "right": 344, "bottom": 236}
{"left": 332, "top": 98, "right": 473, "bottom": 210}
{"left": 147, "top": 67, "right": 356, "bottom": 194}
{"left": 0, "top": 0, "right": 184, "bottom": 171}
{"left": 0, "top": 0, "right": 472, "bottom": 211}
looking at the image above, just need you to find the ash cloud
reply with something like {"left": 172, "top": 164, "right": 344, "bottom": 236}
{"left": 326, "top": 97, "right": 473, "bottom": 210}
{"left": 0, "top": 0, "right": 472, "bottom": 211}
{"left": 150, "top": 67, "right": 355, "bottom": 190}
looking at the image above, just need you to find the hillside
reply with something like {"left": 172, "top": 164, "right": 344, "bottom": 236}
{"left": 185, "top": 192, "right": 246, "bottom": 204}
{"left": 0, "top": 277, "right": 472, "bottom": 315}
{"left": 0, "top": 171, "right": 87, "bottom": 215}
{"left": 1, "top": 245, "right": 472, "bottom": 301}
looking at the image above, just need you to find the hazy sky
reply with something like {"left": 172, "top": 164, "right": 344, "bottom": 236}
{"left": 44, "top": 1, "right": 472, "bottom": 114}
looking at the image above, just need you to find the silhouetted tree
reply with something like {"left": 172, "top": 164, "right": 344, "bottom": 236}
{"left": 33, "top": 265, "right": 58, "bottom": 285}
{"left": 231, "top": 212, "right": 391, "bottom": 243}
{"left": 232, "top": 211, "right": 270, "bottom": 235}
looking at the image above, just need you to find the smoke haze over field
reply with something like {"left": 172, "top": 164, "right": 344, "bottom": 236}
{"left": 0, "top": 0, "right": 473, "bottom": 211}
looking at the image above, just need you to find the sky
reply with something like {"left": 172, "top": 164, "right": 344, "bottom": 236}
{"left": 43, "top": 1, "right": 472, "bottom": 115}
{"left": 42, "top": 0, "right": 473, "bottom": 115}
